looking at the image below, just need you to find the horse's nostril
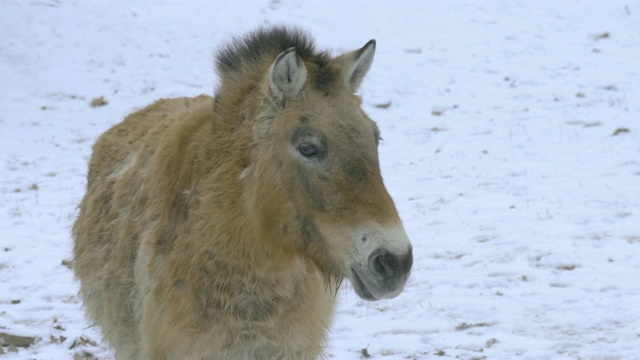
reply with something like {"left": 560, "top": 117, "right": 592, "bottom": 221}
{"left": 372, "top": 255, "right": 389, "bottom": 279}
{"left": 370, "top": 250, "right": 398, "bottom": 281}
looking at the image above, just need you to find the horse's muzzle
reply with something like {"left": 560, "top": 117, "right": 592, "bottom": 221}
{"left": 350, "top": 246, "right": 413, "bottom": 301}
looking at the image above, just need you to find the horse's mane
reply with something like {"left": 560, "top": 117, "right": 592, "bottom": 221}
{"left": 215, "top": 26, "right": 335, "bottom": 93}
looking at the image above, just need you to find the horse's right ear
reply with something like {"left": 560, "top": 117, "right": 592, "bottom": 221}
{"left": 335, "top": 39, "right": 376, "bottom": 93}
{"left": 268, "top": 47, "right": 307, "bottom": 102}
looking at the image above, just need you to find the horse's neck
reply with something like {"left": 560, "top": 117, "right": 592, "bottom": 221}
{"left": 201, "top": 251, "right": 311, "bottom": 321}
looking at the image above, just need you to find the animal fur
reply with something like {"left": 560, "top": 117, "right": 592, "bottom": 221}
{"left": 73, "top": 26, "right": 412, "bottom": 359}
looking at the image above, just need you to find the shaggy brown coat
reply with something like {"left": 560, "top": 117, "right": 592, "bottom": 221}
{"left": 73, "top": 26, "right": 412, "bottom": 359}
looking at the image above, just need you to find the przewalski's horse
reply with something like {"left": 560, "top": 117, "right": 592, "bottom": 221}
{"left": 72, "top": 26, "right": 412, "bottom": 359}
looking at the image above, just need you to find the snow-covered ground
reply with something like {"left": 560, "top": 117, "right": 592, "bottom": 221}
{"left": 1, "top": 0, "right": 639, "bottom": 358}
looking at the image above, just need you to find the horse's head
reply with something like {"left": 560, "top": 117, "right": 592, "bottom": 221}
{"left": 246, "top": 35, "right": 412, "bottom": 301}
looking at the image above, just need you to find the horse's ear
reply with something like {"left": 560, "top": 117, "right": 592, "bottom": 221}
{"left": 336, "top": 39, "right": 376, "bottom": 93}
{"left": 268, "top": 47, "right": 307, "bottom": 102}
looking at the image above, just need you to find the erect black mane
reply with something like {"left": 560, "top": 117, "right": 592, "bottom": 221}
{"left": 215, "top": 26, "right": 331, "bottom": 80}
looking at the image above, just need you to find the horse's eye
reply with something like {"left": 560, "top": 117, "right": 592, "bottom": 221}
{"left": 298, "top": 143, "right": 319, "bottom": 158}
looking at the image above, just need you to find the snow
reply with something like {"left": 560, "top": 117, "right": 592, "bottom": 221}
{"left": 1, "top": 0, "right": 639, "bottom": 358}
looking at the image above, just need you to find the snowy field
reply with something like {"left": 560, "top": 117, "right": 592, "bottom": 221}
{"left": 1, "top": 0, "right": 639, "bottom": 359}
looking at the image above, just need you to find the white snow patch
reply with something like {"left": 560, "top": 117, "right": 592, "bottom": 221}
{"left": 1, "top": 0, "right": 639, "bottom": 358}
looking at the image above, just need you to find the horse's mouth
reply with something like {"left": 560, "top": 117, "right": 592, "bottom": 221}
{"left": 349, "top": 268, "right": 378, "bottom": 301}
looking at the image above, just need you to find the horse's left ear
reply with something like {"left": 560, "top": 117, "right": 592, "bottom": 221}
{"left": 336, "top": 39, "right": 376, "bottom": 93}
{"left": 268, "top": 47, "right": 308, "bottom": 102}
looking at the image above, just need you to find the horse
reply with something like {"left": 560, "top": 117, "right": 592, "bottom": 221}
{"left": 72, "top": 26, "right": 413, "bottom": 359}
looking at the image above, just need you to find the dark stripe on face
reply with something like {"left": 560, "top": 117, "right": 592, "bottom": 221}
{"left": 344, "top": 157, "right": 368, "bottom": 183}
{"left": 296, "top": 162, "right": 326, "bottom": 211}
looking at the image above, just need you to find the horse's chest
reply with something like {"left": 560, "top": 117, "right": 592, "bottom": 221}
{"left": 201, "top": 272, "right": 332, "bottom": 356}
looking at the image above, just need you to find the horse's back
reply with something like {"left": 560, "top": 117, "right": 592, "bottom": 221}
{"left": 86, "top": 95, "right": 212, "bottom": 186}
{"left": 72, "top": 94, "right": 213, "bottom": 358}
